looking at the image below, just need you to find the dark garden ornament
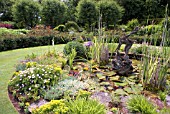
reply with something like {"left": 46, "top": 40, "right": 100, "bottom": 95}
{"left": 112, "top": 27, "right": 139, "bottom": 75}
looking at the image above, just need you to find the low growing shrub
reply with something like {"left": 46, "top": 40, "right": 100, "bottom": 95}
{"left": 32, "top": 100, "right": 68, "bottom": 114}
{"left": 127, "top": 19, "right": 139, "bottom": 31}
{"left": 63, "top": 41, "right": 87, "bottom": 58}
{"left": 44, "top": 78, "right": 87, "bottom": 100}
{"left": 8, "top": 64, "right": 62, "bottom": 102}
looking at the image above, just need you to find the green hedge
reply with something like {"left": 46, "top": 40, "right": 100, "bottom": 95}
{"left": 0, "top": 35, "right": 72, "bottom": 52}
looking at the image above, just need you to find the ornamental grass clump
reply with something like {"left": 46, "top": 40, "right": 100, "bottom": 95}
{"left": 66, "top": 98, "right": 106, "bottom": 114}
{"left": 127, "top": 95, "right": 157, "bottom": 114}
{"left": 32, "top": 100, "right": 68, "bottom": 114}
{"left": 8, "top": 64, "right": 62, "bottom": 102}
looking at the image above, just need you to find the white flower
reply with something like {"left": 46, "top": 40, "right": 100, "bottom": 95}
{"left": 29, "top": 87, "right": 31, "bottom": 90}
{"left": 22, "top": 84, "right": 24, "bottom": 87}
{"left": 32, "top": 75, "right": 35, "bottom": 78}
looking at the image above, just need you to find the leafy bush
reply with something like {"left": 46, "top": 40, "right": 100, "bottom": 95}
{"left": 65, "top": 21, "right": 80, "bottom": 32}
{"left": 44, "top": 78, "right": 87, "bottom": 100}
{"left": 66, "top": 98, "right": 106, "bottom": 114}
{"left": 8, "top": 64, "right": 62, "bottom": 102}
{"left": 54, "top": 24, "right": 65, "bottom": 32}
{"left": 63, "top": 41, "right": 87, "bottom": 58}
{"left": 127, "top": 95, "right": 157, "bottom": 114}
{"left": 130, "top": 45, "right": 149, "bottom": 54}
{"left": 32, "top": 100, "right": 68, "bottom": 114}
{"left": 127, "top": 19, "right": 139, "bottom": 31}
{"left": 145, "top": 25, "right": 162, "bottom": 35}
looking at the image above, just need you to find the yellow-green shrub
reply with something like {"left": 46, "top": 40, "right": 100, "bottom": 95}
{"left": 32, "top": 100, "right": 68, "bottom": 114}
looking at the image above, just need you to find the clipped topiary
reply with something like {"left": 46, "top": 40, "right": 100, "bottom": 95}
{"left": 54, "top": 24, "right": 65, "bottom": 32}
{"left": 65, "top": 21, "right": 80, "bottom": 32}
{"left": 63, "top": 41, "right": 87, "bottom": 58}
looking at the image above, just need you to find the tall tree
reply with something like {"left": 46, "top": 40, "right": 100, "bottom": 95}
{"left": 41, "top": 0, "right": 67, "bottom": 27}
{"left": 0, "top": 0, "right": 15, "bottom": 21}
{"left": 63, "top": 0, "right": 80, "bottom": 22}
{"left": 98, "top": 0, "right": 124, "bottom": 28}
{"left": 76, "top": 0, "right": 98, "bottom": 31}
{"left": 12, "top": 0, "right": 40, "bottom": 28}
{"left": 145, "top": 0, "right": 164, "bottom": 19}
{"left": 117, "top": 0, "right": 146, "bottom": 23}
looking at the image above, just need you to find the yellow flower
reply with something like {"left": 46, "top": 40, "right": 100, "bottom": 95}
{"left": 83, "top": 67, "right": 89, "bottom": 71}
{"left": 25, "top": 102, "right": 30, "bottom": 106}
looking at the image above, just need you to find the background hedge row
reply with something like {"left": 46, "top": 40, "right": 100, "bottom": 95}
{"left": 0, "top": 35, "right": 71, "bottom": 52}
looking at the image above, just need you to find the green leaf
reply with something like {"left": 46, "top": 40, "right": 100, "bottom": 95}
{"left": 124, "top": 87, "right": 134, "bottom": 94}
{"left": 96, "top": 73, "right": 105, "bottom": 80}
{"left": 110, "top": 76, "right": 120, "bottom": 81}
{"left": 114, "top": 89, "right": 128, "bottom": 95}
{"left": 114, "top": 82, "right": 128, "bottom": 87}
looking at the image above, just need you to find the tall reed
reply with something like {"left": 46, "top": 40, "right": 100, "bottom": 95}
{"left": 141, "top": 4, "right": 170, "bottom": 91}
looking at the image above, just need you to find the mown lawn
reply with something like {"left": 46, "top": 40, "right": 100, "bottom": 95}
{"left": 0, "top": 45, "right": 64, "bottom": 114}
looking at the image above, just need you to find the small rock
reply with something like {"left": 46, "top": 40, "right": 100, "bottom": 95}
{"left": 166, "top": 95, "right": 170, "bottom": 107}
{"left": 91, "top": 92, "right": 112, "bottom": 107}
{"left": 107, "top": 111, "right": 114, "bottom": 114}
{"left": 28, "top": 99, "right": 48, "bottom": 112}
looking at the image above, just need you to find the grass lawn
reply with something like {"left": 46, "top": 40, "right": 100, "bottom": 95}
{"left": 0, "top": 44, "right": 64, "bottom": 114}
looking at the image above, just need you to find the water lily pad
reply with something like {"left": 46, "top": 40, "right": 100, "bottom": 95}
{"left": 96, "top": 73, "right": 105, "bottom": 80}
{"left": 110, "top": 76, "right": 120, "bottom": 81}
{"left": 114, "top": 89, "right": 128, "bottom": 95}
{"left": 123, "top": 87, "right": 134, "bottom": 94}
{"left": 104, "top": 71, "right": 117, "bottom": 77}
{"left": 114, "top": 82, "right": 128, "bottom": 87}
{"left": 100, "top": 82, "right": 110, "bottom": 86}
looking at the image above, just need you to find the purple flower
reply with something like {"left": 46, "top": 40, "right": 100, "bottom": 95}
{"left": 84, "top": 41, "right": 93, "bottom": 47}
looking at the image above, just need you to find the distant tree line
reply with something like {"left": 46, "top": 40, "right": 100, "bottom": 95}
{"left": 0, "top": 0, "right": 169, "bottom": 29}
